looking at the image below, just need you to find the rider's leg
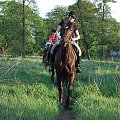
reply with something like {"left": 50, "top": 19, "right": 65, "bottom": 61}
{"left": 73, "top": 42, "right": 82, "bottom": 73}
{"left": 76, "top": 55, "right": 81, "bottom": 73}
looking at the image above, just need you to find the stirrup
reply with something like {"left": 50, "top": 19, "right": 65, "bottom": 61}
{"left": 76, "top": 66, "right": 81, "bottom": 73}
{"left": 49, "top": 66, "right": 52, "bottom": 72}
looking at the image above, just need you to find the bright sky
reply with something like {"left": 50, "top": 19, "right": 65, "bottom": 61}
{"left": 108, "top": 0, "right": 120, "bottom": 22}
{"left": 36, "top": 0, "right": 120, "bottom": 22}
{"left": 36, "top": 0, "right": 75, "bottom": 18}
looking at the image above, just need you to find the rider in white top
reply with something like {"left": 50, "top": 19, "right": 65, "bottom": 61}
{"left": 50, "top": 11, "right": 82, "bottom": 73}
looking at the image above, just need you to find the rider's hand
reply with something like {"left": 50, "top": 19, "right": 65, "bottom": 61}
{"left": 71, "top": 37, "right": 76, "bottom": 41}
{"left": 71, "top": 40, "right": 75, "bottom": 44}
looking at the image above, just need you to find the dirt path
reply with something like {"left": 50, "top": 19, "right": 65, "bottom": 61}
{"left": 58, "top": 91, "right": 75, "bottom": 120}
{"left": 58, "top": 109, "right": 75, "bottom": 120}
{"left": 55, "top": 81, "right": 75, "bottom": 120}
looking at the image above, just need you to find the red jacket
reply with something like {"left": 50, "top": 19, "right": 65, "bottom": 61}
{"left": 48, "top": 35, "right": 58, "bottom": 44}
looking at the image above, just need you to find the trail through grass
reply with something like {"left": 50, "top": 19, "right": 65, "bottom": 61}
{"left": 0, "top": 57, "right": 120, "bottom": 120}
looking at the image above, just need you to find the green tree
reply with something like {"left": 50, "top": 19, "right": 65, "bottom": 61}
{"left": 46, "top": 6, "right": 68, "bottom": 34}
{"left": 0, "top": 0, "right": 45, "bottom": 56}
{"left": 69, "top": 0, "right": 119, "bottom": 60}
{"left": 33, "top": 17, "right": 48, "bottom": 54}
{"left": 95, "top": 0, "right": 118, "bottom": 59}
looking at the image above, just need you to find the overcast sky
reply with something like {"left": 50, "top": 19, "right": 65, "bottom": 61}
{"left": 36, "top": 0, "right": 120, "bottom": 22}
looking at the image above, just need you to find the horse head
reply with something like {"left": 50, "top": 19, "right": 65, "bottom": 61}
{"left": 61, "top": 22, "right": 74, "bottom": 47}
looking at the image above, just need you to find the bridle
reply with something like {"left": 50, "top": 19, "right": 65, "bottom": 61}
{"left": 61, "top": 22, "right": 74, "bottom": 47}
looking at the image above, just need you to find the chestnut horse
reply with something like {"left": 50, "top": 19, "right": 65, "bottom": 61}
{"left": 54, "top": 22, "right": 77, "bottom": 108}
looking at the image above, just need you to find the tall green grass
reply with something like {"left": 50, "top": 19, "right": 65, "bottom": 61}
{"left": 73, "top": 60, "right": 120, "bottom": 120}
{"left": 0, "top": 57, "right": 60, "bottom": 120}
{"left": 0, "top": 57, "right": 120, "bottom": 120}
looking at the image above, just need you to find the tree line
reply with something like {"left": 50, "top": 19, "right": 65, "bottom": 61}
{"left": 0, "top": 0, "right": 120, "bottom": 60}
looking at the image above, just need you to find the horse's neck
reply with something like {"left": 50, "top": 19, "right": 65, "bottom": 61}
{"left": 67, "top": 43, "right": 72, "bottom": 54}
{"left": 63, "top": 43, "right": 72, "bottom": 60}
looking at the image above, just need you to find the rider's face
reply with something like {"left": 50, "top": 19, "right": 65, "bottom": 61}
{"left": 69, "top": 16, "right": 76, "bottom": 23}
{"left": 52, "top": 32, "right": 56, "bottom": 35}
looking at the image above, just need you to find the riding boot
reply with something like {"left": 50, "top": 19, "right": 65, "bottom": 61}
{"left": 76, "top": 56, "right": 81, "bottom": 73}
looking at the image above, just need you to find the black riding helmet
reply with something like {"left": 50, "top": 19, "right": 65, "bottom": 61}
{"left": 51, "top": 28, "right": 56, "bottom": 33}
{"left": 68, "top": 11, "right": 77, "bottom": 19}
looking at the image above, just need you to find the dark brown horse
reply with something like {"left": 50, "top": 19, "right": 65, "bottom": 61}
{"left": 43, "top": 43, "right": 52, "bottom": 70}
{"left": 54, "top": 22, "right": 77, "bottom": 108}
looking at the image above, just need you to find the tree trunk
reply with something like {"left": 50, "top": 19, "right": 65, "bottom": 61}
{"left": 22, "top": 0, "right": 25, "bottom": 57}
{"left": 101, "top": 2, "right": 105, "bottom": 60}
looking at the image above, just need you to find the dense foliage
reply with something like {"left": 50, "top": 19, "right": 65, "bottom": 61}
{"left": 0, "top": 0, "right": 120, "bottom": 59}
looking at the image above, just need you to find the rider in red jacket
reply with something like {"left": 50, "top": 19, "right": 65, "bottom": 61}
{"left": 42, "top": 29, "right": 57, "bottom": 63}
{"left": 48, "top": 29, "right": 58, "bottom": 44}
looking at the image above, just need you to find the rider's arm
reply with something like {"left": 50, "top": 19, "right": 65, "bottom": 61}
{"left": 56, "top": 25, "right": 61, "bottom": 40}
{"left": 71, "top": 24, "right": 80, "bottom": 42}
{"left": 56, "top": 20, "right": 64, "bottom": 40}
{"left": 48, "top": 36, "right": 53, "bottom": 44}
{"left": 56, "top": 25, "right": 61, "bottom": 32}
{"left": 72, "top": 30, "right": 80, "bottom": 41}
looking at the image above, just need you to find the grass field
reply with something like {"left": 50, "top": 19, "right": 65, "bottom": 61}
{"left": 0, "top": 56, "right": 120, "bottom": 120}
{"left": 73, "top": 60, "right": 120, "bottom": 120}
{"left": 0, "top": 56, "right": 60, "bottom": 120}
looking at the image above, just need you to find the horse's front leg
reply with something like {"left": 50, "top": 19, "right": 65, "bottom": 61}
{"left": 65, "top": 73, "right": 75, "bottom": 108}
{"left": 57, "top": 79, "right": 63, "bottom": 104}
